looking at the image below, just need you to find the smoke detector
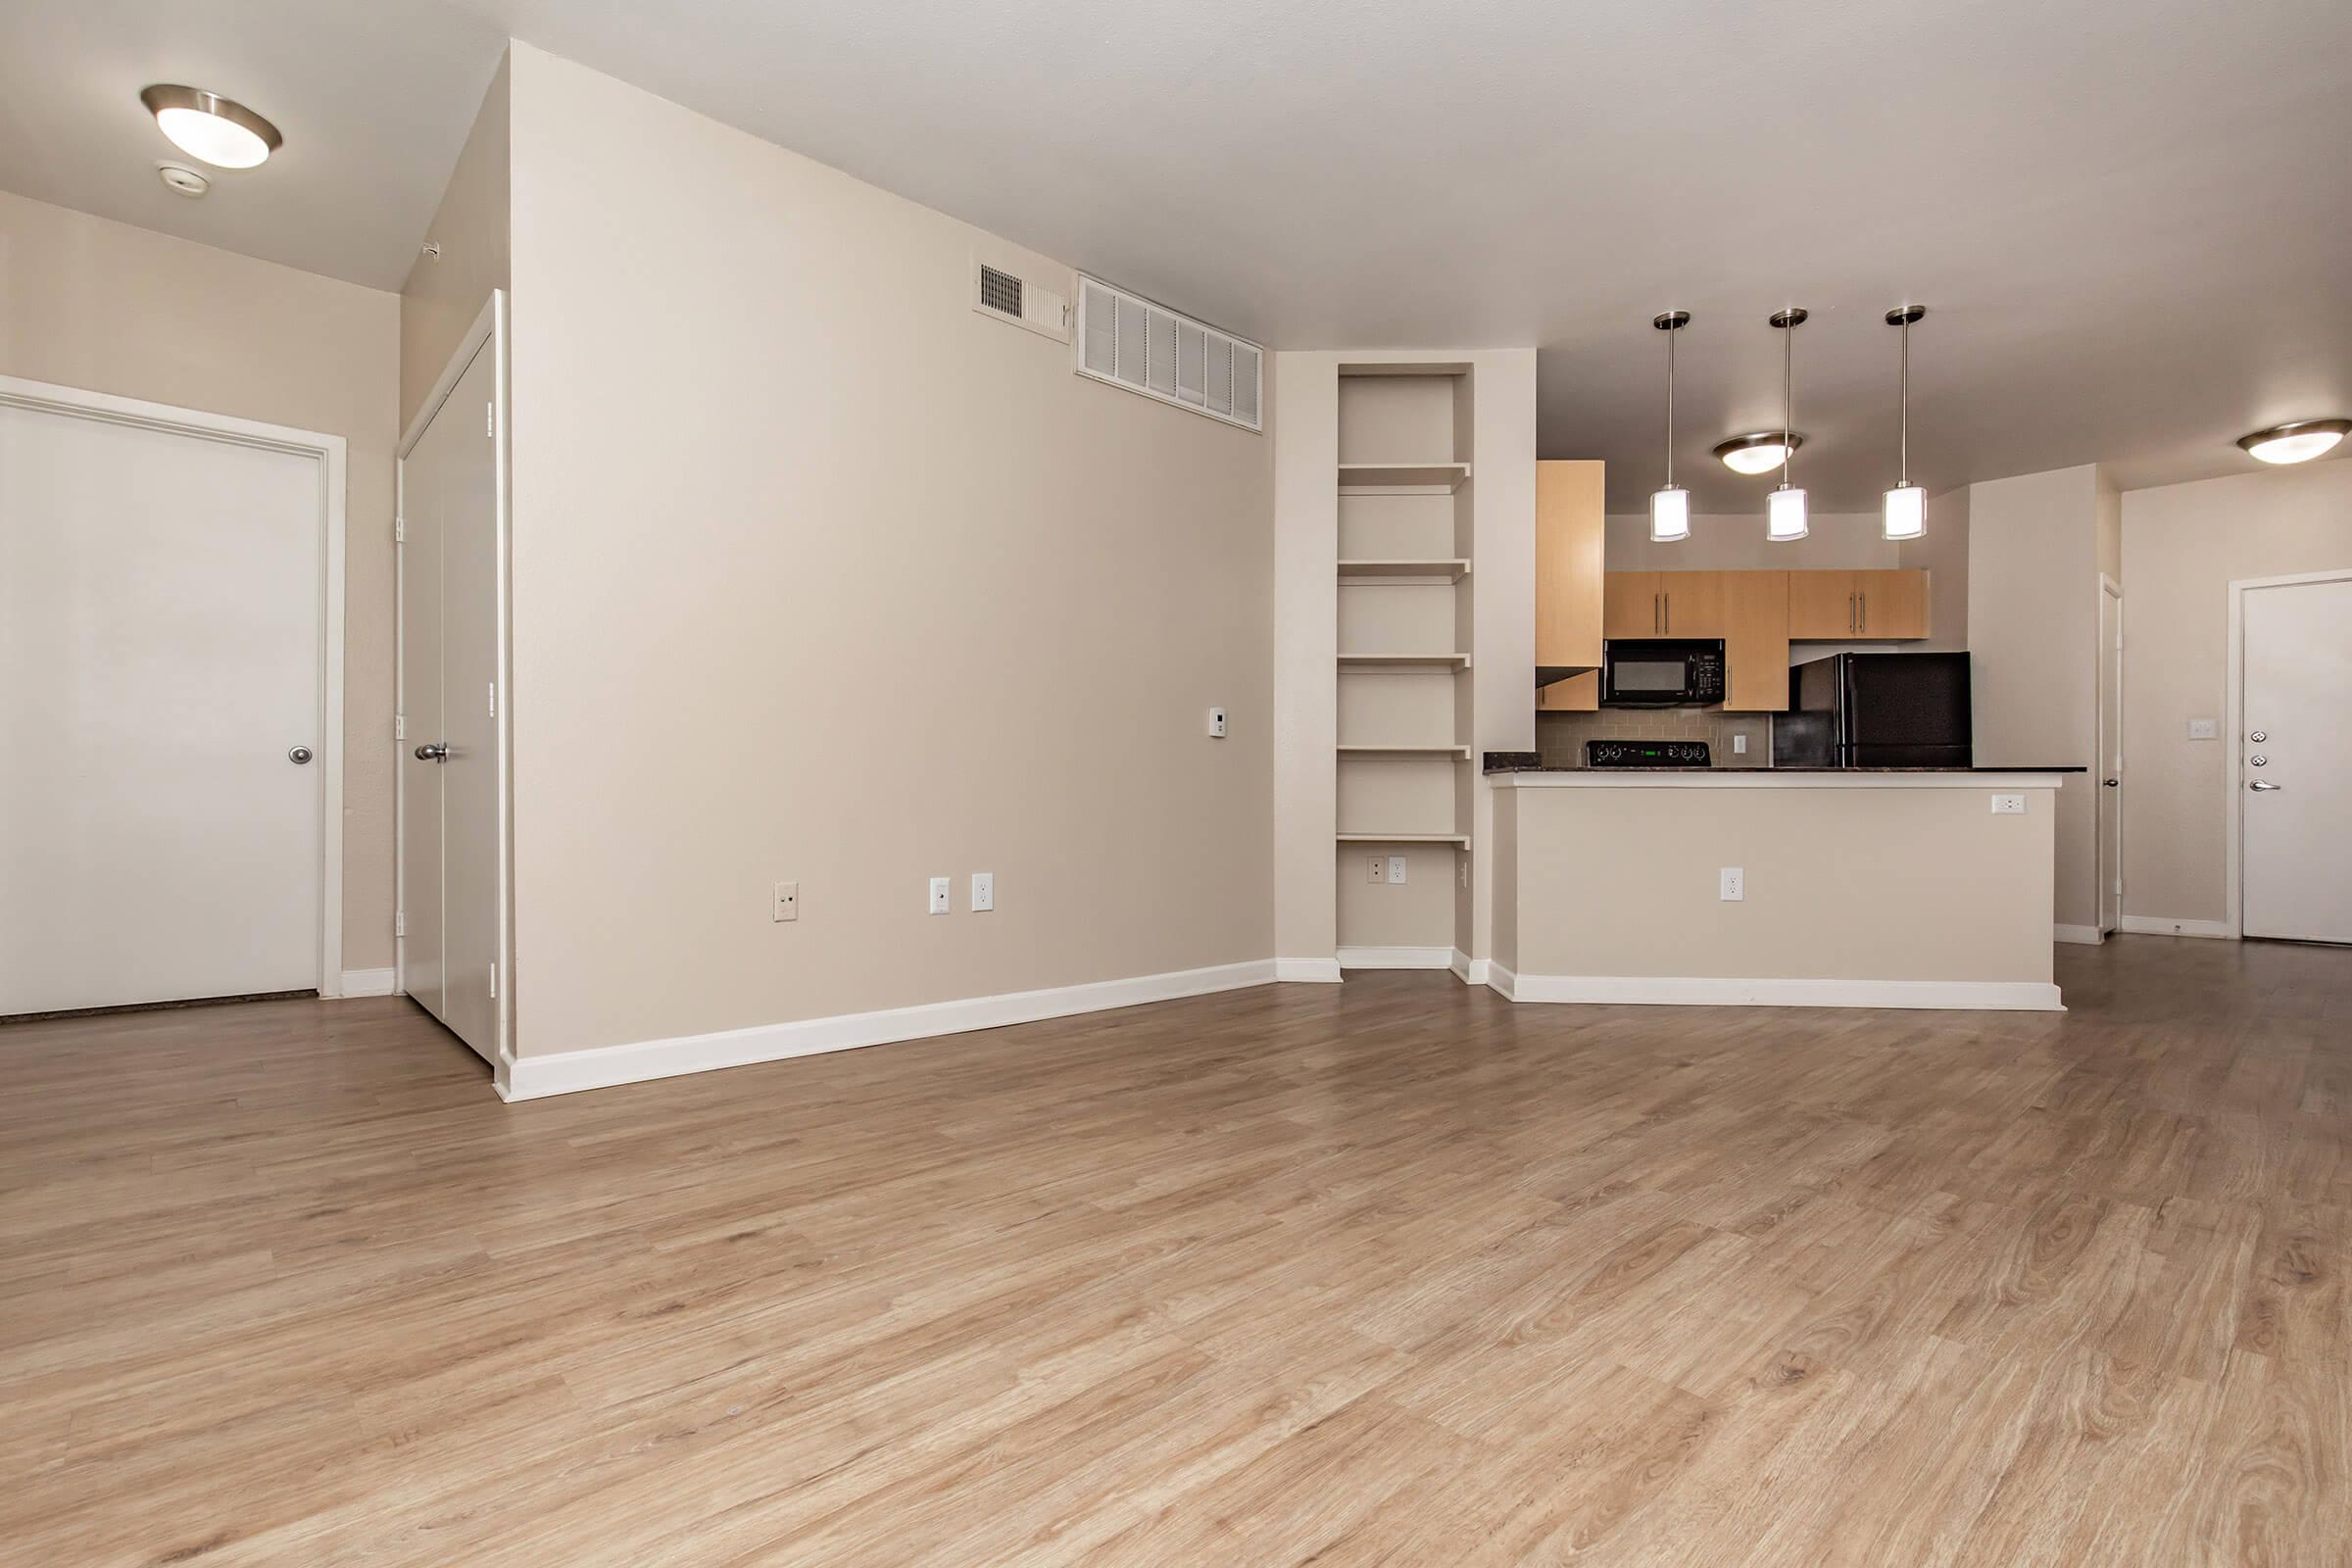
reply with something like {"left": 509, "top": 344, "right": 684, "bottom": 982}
{"left": 156, "top": 162, "right": 211, "bottom": 198}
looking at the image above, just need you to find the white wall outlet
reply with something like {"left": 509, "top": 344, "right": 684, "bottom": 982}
{"left": 1732, "top": 734, "right": 1747, "bottom": 755}
{"left": 1991, "top": 793, "right": 2027, "bottom": 814}
{"left": 971, "top": 871, "right": 994, "bottom": 911}
{"left": 772, "top": 881, "right": 799, "bottom": 922}
{"left": 1719, "top": 866, "right": 1744, "bottom": 902}
{"left": 1207, "top": 707, "right": 1227, "bottom": 738}
{"left": 928, "top": 876, "right": 951, "bottom": 914}
{"left": 1386, "top": 856, "right": 1408, "bottom": 885}
{"left": 1368, "top": 856, "right": 1385, "bottom": 883}
{"left": 2187, "top": 718, "right": 2218, "bottom": 740}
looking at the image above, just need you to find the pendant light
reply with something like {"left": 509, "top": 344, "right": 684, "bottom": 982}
{"left": 1766, "top": 309, "right": 1808, "bottom": 541}
{"left": 1650, "top": 311, "right": 1691, "bottom": 541}
{"left": 1884, "top": 306, "right": 1927, "bottom": 539}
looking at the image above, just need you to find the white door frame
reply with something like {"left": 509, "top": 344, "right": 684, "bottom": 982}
{"left": 0, "top": 372, "right": 348, "bottom": 997}
{"left": 2225, "top": 565, "right": 2352, "bottom": 941}
{"left": 396, "top": 292, "right": 515, "bottom": 1086}
{"left": 2096, "top": 573, "right": 2123, "bottom": 935}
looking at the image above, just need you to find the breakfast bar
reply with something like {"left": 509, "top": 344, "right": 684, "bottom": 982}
{"left": 1488, "top": 767, "right": 2072, "bottom": 1010}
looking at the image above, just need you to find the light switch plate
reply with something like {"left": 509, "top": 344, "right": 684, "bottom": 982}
{"left": 772, "top": 881, "right": 799, "bottom": 922}
{"left": 1207, "top": 707, "right": 1227, "bottom": 738}
{"left": 2187, "top": 718, "right": 2218, "bottom": 740}
{"left": 1991, "top": 793, "right": 2027, "bottom": 814}
{"left": 1386, "top": 856, "right": 1408, "bottom": 885}
{"left": 971, "top": 871, "right": 994, "bottom": 912}
{"left": 1732, "top": 734, "right": 1747, "bottom": 755}
{"left": 928, "top": 876, "right": 951, "bottom": 914}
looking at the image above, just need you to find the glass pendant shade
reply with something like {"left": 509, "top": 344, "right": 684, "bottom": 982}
{"left": 1883, "top": 484, "right": 1926, "bottom": 540}
{"left": 1767, "top": 484, "right": 1809, "bottom": 542}
{"left": 1649, "top": 485, "right": 1690, "bottom": 542}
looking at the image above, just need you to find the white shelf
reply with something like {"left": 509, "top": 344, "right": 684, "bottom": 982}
{"left": 1337, "top": 745, "right": 1472, "bottom": 759}
{"left": 1336, "top": 832, "right": 1471, "bottom": 845}
{"left": 1337, "top": 558, "right": 1471, "bottom": 581}
{"left": 1338, "top": 653, "right": 1471, "bottom": 669}
{"left": 1338, "top": 463, "right": 1472, "bottom": 493}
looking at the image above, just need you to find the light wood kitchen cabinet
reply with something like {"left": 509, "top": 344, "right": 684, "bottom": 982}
{"left": 1538, "top": 671, "right": 1598, "bottom": 711}
{"left": 1601, "top": 571, "right": 1659, "bottom": 638}
{"left": 1535, "top": 461, "right": 1605, "bottom": 680}
{"left": 1721, "top": 571, "right": 1789, "bottom": 710}
{"left": 1786, "top": 568, "right": 1931, "bottom": 640}
{"left": 1652, "top": 570, "right": 1725, "bottom": 637}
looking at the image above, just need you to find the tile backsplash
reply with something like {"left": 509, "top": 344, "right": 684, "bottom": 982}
{"left": 1536, "top": 708, "right": 1774, "bottom": 767}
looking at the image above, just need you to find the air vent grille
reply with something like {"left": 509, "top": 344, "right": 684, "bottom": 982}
{"left": 1077, "top": 276, "right": 1262, "bottom": 433}
{"left": 977, "top": 265, "right": 1024, "bottom": 318}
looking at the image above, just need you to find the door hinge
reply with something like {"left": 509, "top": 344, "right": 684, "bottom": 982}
{"left": 486, "top": 401, "right": 496, "bottom": 439}
{"left": 489, "top": 961, "right": 498, "bottom": 999}
{"left": 395, "top": 514, "right": 406, "bottom": 544}
{"left": 395, "top": 712, "right": 406, "bottom": 741}
{"left": 396, "top": 910, "right": 406, "bottom": 938}
{"left": 487, "top": 681, "right": 497, "bottom": 717}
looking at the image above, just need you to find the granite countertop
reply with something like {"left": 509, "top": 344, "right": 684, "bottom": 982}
{"left": 1482, "top": 752, "right": 2086, "bottom": 776}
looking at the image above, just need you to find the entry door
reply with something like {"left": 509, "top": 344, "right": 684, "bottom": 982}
{"left": 400, "top": 339, "right": 500, "bottom": 1058}
{"left": 2, "top": 400, "right": 321, "bottom": 1014}
{"left": 2097, "top": 582, "right": 2122, "bottom": 935}
{"left": 2242, "top": 576, "right": 2352, "bottom": 944}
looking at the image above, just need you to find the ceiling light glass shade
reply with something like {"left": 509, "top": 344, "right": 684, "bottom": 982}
{"left": 1649, "top": 485, "right": 1690, "bottom": 542}
{"left": 1883, "top": 484, "right": 1926, "bottom": 540}
{"left": 140, "top": 86, "right": 282, "bottom": 170}
{"left": 1767, "top": 485, "right": 1809, "bottom": 542}
{"left": 1715, "top": 433, "right": 1802, "bottom": 475}
{"left": 2236, "top": 419, "right": 2348, "bottom": 465}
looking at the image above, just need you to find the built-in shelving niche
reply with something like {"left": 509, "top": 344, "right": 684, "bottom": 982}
{"left": 1334, "top": 366, "right": 1474, "bottom": 965}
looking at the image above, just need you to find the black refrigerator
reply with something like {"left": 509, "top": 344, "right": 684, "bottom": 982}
{"left": 1772, "top": 652, "right": 1972, "bottom": 768}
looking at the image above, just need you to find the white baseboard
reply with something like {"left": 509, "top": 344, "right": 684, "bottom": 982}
{"left": 1275, "top": 957, "right": 1344, "bottom": 983}
{"left": 337, "top": 967, "right": 397, "bottom": 998}
{"left": 2118, "top": 915, "right": 2236, "bottom": 940}
{"left": 2053, "top": 924, "right": 2106, "bottom": 946}
{"left": 1491, "top": 970, "right": 2063, "bottom": 1012}
{"left": 1450, "top": 950, "right": 1490, "bottom": 987}
{"left": 1337, "top": 946, "right": 1455, "bottom": 971}
{"left": 500, "top": 958, "right": 1277, "bottom": 1101}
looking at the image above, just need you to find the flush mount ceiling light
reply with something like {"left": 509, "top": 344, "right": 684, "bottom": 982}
{"left": 140, "top": 85, "right": 281, "bottom": 170}
{"left": 1650, "top": 311, "right": 1691, "bottom": 542}
{"left": 1765, "top": 309, "right": 1809, "bottom": 542}
{"left": 1883, "top": 305, "right": 1927, "bottom": 540}
{"left": 2236, "top": 418, "right": 2349, "bottom": 466}
{"left": 1714, "top": 430, "right": 1804, "bottom": 475}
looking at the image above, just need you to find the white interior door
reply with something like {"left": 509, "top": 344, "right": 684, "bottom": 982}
{"left": 400, "top": 336, "right": 501, "bottom": 1060}
{"left": 2097, "top": 580, "right": 2123, "bottom": 935}
{"left": 2, "top": 401, "right": 322, "bottom": 1013}
{"left": 2242, "top": 575, "right": 2352, "bottom": 944}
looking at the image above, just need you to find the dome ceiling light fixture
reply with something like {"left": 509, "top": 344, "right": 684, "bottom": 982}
{"left": 2236, "top": 418, "right": 2349, "bottom": 466}
{"left": 1883, "top": 305, "right": 1928, "bottom": 541}
{"left": 1714, "top": 430, "right": 1803, "bottom": 475}
{"left": 140, "top": 84, "right": 282, "bottom": 170}
{"left": 1765, "top": 308, "right": 1809, "bottom": 542}
{"left": 1649, "top": 311, "right": 1691, "bottom": 543}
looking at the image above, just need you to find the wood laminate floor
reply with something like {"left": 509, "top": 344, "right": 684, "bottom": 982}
{"left": 3, "top": 937, "right": 2347, "bottom": 1565}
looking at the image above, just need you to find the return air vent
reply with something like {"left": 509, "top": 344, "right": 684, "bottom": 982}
{"left": 1077, "top": 276, "right": 1262, "bottom": 433}
{"left": 971, "top": 258, "right": 1069, "bottom": 341}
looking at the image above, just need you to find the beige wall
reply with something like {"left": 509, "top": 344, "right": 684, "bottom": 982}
{"left": 1272, "top": 353, "right": 1341, "bottom": 964}
{"left": 0, "top": 190, "right": 400, "bottom": 974}
{"left": 401, "top": 55, "right": 510, "bottom": 433}
{"left": 1967, "top": 465, "right": 2101, "bottom": 931}
{"left": 2120, "top": 462, "right": 2352, "bottom": 923}
{"left": 1603, "top": 509, "right": 1899, "bottom": 572}
{"left": 502, "top": 45, "right": 1272, "bottom": 1054}
{"left": 1897, "top": 485, "right": 1970, "bottom": 653}
{"left": 1496, "top": 778, "right": 2057, "bottom": 986}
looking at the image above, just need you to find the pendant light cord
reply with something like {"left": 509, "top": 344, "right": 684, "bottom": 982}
{"left": 1665, "top": 326, "right": 1676, "bottom": 488}
{"left": 1899, "top": 317, "right": 1911, "bottom": 487}
{"left": 1782, "top": 316, "right": 1793, "bottom": 485}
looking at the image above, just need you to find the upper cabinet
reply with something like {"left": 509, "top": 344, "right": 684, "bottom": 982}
{"left": 1602, "top": 570, "right": 1727, "bottom": 637}
{"left": 1787, "top": 568, "right": 1931, "bottom": 640}
{"left": 1535, "top": 461, "right": 1605, "bottom": 682}
{"left": 1722, "top": 572, "right": 1790, "bottom": 710}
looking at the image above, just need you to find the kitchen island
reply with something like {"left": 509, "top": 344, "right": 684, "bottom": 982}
{"left": 1489, "top": 766, "right": 2076, "bottom": 1010}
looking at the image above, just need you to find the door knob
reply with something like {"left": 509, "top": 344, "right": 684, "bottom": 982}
{"left": 287, "top": 745, "right": 314, "bottom": 764}
{"left": 415, "top": 743, "right": 450, "bottom": 761}
{"left": 2249, "top": 780, "right": 2282, "bottom": 791}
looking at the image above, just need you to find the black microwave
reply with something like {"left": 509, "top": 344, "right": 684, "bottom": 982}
{"left": 1600, "top": 639, "right": 1725, "bottom": 707}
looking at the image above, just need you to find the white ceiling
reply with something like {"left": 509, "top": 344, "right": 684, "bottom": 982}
{"left": 9, "top": 1, "right": 2348, "bottom": 510}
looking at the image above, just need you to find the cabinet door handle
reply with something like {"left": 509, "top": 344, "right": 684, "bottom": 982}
{"left": 1859, "top": 590, "right": 1867, "bottom": 632}
{"left": 1662, "top": 592, "right": 1670, "bottom": 634}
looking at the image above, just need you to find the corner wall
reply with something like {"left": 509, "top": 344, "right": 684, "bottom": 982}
{"left": 502, "top": 45, "right": 1273, "bottom": 1057}
{"left": 401, "top": 55, "right": 510, "bottom": 432}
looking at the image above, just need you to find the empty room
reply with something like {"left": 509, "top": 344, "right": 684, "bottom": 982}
{"left": 3, "top": 1, "right": 2347, "bottom": 1562}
